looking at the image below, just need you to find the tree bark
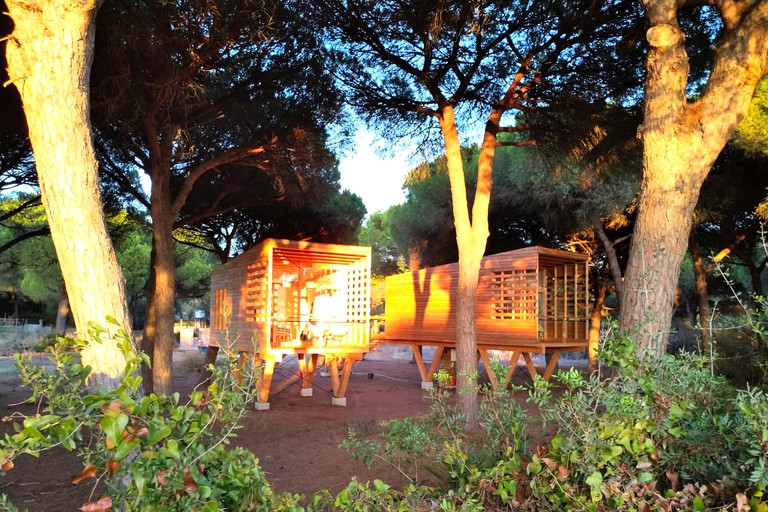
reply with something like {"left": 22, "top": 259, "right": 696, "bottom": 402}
{"left": 55, "top": 286, "right": 70, "bottom": 335}
{"left": 588, "top": 267, "right": 609, "bottom": 374}
{"left": 439, "top": 104, "right": 487, "bottom": 429}
{"left": 620, "top": 0, "right": 768, "bottom": 356}
{"left": 688, "top": 230, "right": 711, "bottom": 352}
{"left": 5, "top": 0, "right": 131, "bottom": 389}
{"left": 141, "top": 149, "right": 177, "bottom": 395}
{"left": 594, "top": 222, "right": 624, "bottom": 300}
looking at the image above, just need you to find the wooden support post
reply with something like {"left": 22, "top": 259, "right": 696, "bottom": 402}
{"left": 520, "top": 353, "right": 538, "bottom": 380}
{"left": 542, "top": 349, "right": 563, "bottom": 381}
{"left": 478, "top": 349, "right": 498, "bottom": 388}
{"left": 298, "top": 353, "right": 318, "bottom": 396}
{"left": 504, "top": 351, "right": 522, "bottom": 387}
{"left": 255, "top": 356, "right": 277, "bottom": 410}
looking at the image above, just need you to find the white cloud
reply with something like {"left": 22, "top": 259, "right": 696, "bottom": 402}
{"left": 338, "top": 130, "right": 408, "bottom": 215}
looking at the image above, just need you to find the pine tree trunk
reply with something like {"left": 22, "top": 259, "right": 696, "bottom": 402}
{"left": 588, "top": 268, "right": 608, "bottom": 374}
{"left": 55, "top": 286, "right": 70, "bottom": 335}
{"left": 5, "top": 0, "right": 131, "bottom": 390}
{"left": 620, "top": 0, "right": 768, "bottom": 356}
{"left": 143, "top": 179, "right": 177, "bottom": 395}
{"left": 439, "top": 103, "right": 497, "bottom": 429}
{"left": 688, "top": 230, "right": 711, "bottom": 352}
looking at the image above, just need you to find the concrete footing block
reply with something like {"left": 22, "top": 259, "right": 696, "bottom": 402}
{"left": 254, "top": 402, "right": 270, "bottom": 411}
{"left": 421, "top": 381, "right": 434, "bottom": 390}
{"left": 300, "top": 388, "right": 313, "bottom": 397}
{"left": 331, "top": 397, "right": 347, "bottom": 407}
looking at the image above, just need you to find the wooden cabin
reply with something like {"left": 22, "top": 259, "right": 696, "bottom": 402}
{"left": 209, "top": 239, "right": 372, "bottom": 408}
{"left": 382, "top": 246, "right": 590, "bottom": 387}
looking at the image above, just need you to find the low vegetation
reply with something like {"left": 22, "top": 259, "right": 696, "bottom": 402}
{"left": 1, "top": 322, "right": 767, "bottom": 511}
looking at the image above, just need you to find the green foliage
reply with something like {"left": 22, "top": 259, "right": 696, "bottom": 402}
{"left": 341, "top": 378, "right": 528, "bottom": 509}
{"left": 735, "top": 77, "right": 768, "bottom": 158}
{"left": 358, "top": 211, "right": 404, "bottom": 276}
{"left": 526, "top": 329, "right": 761, "bottom": 511}
{"left": 0, "top": 323, "right": 302, "bottom": 511}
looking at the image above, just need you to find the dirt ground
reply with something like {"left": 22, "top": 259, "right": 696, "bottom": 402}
{"left": 0, "top": 346, "right": 555, "bottom": 511}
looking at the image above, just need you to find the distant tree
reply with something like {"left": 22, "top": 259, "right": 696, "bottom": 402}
{"left": 90, "top": 0, "right": 343, "bottom": 393}
{"left": 619, "top": 0, "right": 768, "bottom": 355}
{"left": 734, "top": 76, "right": 768, "bottom": 158}
{"left": 4, "top": 0, "right": 131, "bottom": 389}
{"left": 359, "top": 210, "right": 403, "bottom": 276}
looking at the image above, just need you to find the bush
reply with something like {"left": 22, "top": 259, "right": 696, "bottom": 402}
{"left": 526, "top": 328, "right": 765, "bottom": 511}
{"left": 0, "top": 321, "right": 302, "bottom": 511}
{"left": 341, "top": 365, "right": 530, "bottom": 509}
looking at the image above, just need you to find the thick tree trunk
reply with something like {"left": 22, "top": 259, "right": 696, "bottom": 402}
{"left": 620, "top": 0, "right": 768, "bottom": 356}
{"left": 55, "top": 286, "right": 70, "bottom": 335}
{"left": 439, "top": 105, "right": 489, "bottom": 429}
{"left": 5, "top": 0, "right": 130, "bottom": 389}
{"left": 688, "top": 230, "right": 711, "bottom": 352}
{"left": 143, "top": 178, "right": 177, "bottom": 395}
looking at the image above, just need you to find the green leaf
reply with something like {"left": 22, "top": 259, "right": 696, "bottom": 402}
{"left": 114, "top": 437, "right": 141, "bottom": 461}
{"left": 161, "top": 439, "right": 180, "bottom": 460}
{"left": 100, "top": 413, "right": 130, "bottom": 448}
{"left": 586, "top": 471, "right": 603, "bottom": 502}
{"left": 637, "top": 472, "right": 654, "bottom": 484}
{"left": 147, "top": 422, "right": 173, "bottom": 445}
{"left": 692, "top": 497, "right": 705, "bottom": 511}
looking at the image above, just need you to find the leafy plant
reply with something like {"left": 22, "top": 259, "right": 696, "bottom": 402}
{"left": 526, "top": 328, "right": 755, "bottom": 511}
{"left": 0, "top": 321, "right": 302, "bottom": 511}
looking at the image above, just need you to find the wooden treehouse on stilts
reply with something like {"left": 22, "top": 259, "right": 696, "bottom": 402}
{"left": 380, "top": 246, "right": 591, "bottom": 388}
{"left": 209, "top": 239, "right": 371, "bottom": 409}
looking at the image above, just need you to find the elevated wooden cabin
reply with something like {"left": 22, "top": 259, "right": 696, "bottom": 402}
{"left": 209, "top": 239, "right": 372, "bottom": 408}
{"left": 383, "top": 246, "right": 590, "bottom": 385}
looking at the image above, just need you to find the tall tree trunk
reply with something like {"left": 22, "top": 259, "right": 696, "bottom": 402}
{"left": 688, "top": 229, "right": 711, "bottom": 352}
{"left": 5, "top": 0, "right": 131, "bottom": 389}
{"left": 55, "top": 286, "right": 70, "bottom": 335}
{"left": 588, "top": 267, "right": 609, "bottom": 374}
{"left": 439, "top": 104, "right": 490, "bottom": 429}
{"left": 143, "top": 177, "right": 177, "bottom": 395}
{"left": 619, "top": 0, "right": 768, "bottom": 356}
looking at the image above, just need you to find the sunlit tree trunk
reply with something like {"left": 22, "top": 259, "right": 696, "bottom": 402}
{"left": 5, "top": 0, "right": 131, "bottom": 389}
{"left": 620, "top": 0, "right": 768, "bottom": 356}
{"left": 438, "top": 104, "right": 498, "bottom": 429}
{"left": 142, "top": 140, "right": 177, "bottom": 395}
{"left": 588, "top": 267, "right": 608, "bottom": 374}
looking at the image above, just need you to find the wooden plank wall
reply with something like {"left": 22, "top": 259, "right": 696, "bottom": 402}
{"left": 209, "top": 246, "right": 268, "bottom": 353}
{"left": 384, "top": 247, "right": 589, "bottom": 347}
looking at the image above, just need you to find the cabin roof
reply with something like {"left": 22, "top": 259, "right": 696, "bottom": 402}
{"left": 214, "top": 238, "right": 371, "bottom": 275}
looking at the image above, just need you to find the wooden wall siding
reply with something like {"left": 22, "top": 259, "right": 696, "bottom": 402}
{"left": 209, "top": 239, "right": 372, "bottom": 354}
{"left": 385, "top": 246, "right": 589, "bottom": 346}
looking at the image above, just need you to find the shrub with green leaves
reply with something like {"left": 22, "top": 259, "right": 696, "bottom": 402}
{"left": 0, "top": 322, "right": 302, "bottom": 511}
{"left": 525, "top": 328, "right": 759, "bottom": 511}
{"left": 341, "top": 369, "right": 529, "bottom": 510}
